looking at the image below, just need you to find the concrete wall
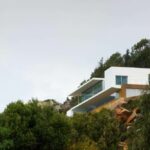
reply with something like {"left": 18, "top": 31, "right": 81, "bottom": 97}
{"left": 126, "top": 89, "right": 143, "bottom": 97}
{"left": 104, "top": 67, "right": 150, "bottom": 89}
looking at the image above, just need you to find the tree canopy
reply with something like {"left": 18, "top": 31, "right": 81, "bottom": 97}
{"left": 91, "top": 38, "right": 150, "bottom": 78}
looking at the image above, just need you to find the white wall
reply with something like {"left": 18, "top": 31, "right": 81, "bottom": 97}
{"left": 126, "top": 89, "right": 143, "bottom": 97}
{"left": 66, "top": 110, "right": 73, "bottom": 117}
{"left": 104, "top": 67, "right": 150, "bottom": 89}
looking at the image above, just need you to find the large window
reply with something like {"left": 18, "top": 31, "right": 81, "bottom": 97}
{"left": 81, "top": 81, "right": 103, "bottom": 102}
{"left": 116, "top": 75, "right": 128, "bottom": 85}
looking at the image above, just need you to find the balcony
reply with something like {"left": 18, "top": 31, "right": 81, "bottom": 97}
{"left": 80, "top": 81, "right": 103, "bottom": 102}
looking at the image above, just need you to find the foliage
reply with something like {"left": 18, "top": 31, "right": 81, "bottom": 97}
{"left": 70, "top": 109, "right": 120, "bottom": 150}
{"left": 122, "top": 98, "right": 141, "bottom": 111}
{"left": 0, "top": 126, "right": 13, "bottom": 150}
{"left": 68, "top": 136, "right": 99, "bottom": 150}
{"left": 127, "top": 91, "right": 150, "bottom": 150}
{"left": 91, "top": 53, "right": 124, "bottom": 77}
{"left": 0, "top": 101, "right": 121, "bottom": 150}
{"left": 0, "top": 100, "right": 71, "bottom": 150}
{"left": 91, "top": 38, "right": 150, "bottom": 78}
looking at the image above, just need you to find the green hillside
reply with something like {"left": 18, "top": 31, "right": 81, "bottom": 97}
{"left": 63, "top": 38, "right": 150, "bottom": 110}
{"left": 91, "top": 38, "right": 150, "bottom": 78}
{"left": 0, "top": 39, "right": 150, "bottom": 150}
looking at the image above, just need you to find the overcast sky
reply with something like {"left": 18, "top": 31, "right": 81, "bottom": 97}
{"left": 0, "top": 0, "right": 150, "bottom": 111}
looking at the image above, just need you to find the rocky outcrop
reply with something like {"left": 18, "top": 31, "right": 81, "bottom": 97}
{"left": 38, "top": 99, "right": 61, "bottom": 111}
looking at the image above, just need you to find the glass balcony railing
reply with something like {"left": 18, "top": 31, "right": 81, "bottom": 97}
{"left": 81, "top": 94, "right": 94, "bottom": 102}
{"left": 80, "top": 81, "right": 103, "bottom": 102}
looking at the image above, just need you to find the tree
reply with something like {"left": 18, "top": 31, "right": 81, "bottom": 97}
{"left": 91, "top": 39, "right": 150, "bottom": 78}
{"left": 71, "top": 109, "right": 120, "bottom": 150}
{"left": 91, "top": 53, "right": 124, "bottom": 78}
{"left": 0, "top": 112, "right": 13, "bottom": 150}
{"left": 127, "top": 90, "right": 150, "bottom": 150}
{"left": 105, "top": 52, "right": 123, "bottom": 67}
{"left": 123, "top": 49, "right": 131, "bottom": 66}
{"left": 68, "top": 136, "right": 99, "bottom": 150}
{"left": 129, "top": 39, "right": 150, "bottom": 67}
{"left": 91, "top": 57, "right": 105, "bottom": 77}
{"left": 0, "top": 100, "right": 71, "bottom": 150}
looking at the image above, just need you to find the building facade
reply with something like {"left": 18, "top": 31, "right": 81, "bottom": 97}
{"left": 67, "top": 67, "right": 150, "bottom": 116}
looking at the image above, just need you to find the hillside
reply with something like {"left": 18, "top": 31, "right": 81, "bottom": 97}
{"left": 90, "top": 38, "right": 150, "bottom": 78}
{"left": 0, "top": 39, "right": 150, "bottom": 150}
{"left": 63, "top": 38, "right": 150, "bottom": 111}
{"left": 0, "top": 92, "right": 150, "bottom": 150}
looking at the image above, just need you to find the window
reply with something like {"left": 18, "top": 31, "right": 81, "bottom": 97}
{"left": 116, "top": 76, "right": 128, "bottom": 85}
{"left": 122, "top": 76, "right": 128, "bottom": 84}
{"left": 81, "top": 81, "right": 103, "bottom": 102}
{"left": 116, "top": 76, "right": 122, "bottom": 85}
{"left": 149, "top": 74, "right": 150, "bottom": 85}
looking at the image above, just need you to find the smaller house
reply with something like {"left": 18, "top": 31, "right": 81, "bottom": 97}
{"left": 67, "top": 67, "right": 150, "bottom": 116}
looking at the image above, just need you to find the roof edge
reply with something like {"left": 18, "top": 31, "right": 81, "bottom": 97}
{"left": 69, "top": 78, "right": 104, "bottom": 96}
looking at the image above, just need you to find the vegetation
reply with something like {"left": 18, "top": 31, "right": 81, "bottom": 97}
{"left": 0, "top": 100, "right": 71, "bottom": 150}
{"left": 1, "top": 93, "right": 150, "bottom": 150}
{"left": 66, "top": 38, "right": 150, "bottom": 110}
{"left": 0, "top": 39, "right": 150, "bottom": 149}
{"left": 0, "top": 101, "right": 120, "bottom": 150}
{"left": 91, "top": 39, "right": 150, "bottom": 78}
{"left": 127, "top": 91, "right": 150, "bottom": 150}
{"left": 70, "top": 110, "right": 120, "bottom": 150}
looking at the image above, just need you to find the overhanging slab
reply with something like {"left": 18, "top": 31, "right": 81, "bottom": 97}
{"left": 69, "top": 78, "right": 104, "bottom": 96}
{"left": 71, "top": 87, "right": 120, "bottom": 112}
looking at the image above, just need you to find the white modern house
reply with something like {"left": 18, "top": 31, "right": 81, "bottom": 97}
{"left": 67, "top": 67, "right": 150, "bottom": 116}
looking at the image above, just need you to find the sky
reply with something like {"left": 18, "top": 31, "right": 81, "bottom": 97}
{"left": 0, "top": 0, "right": 150, "bottom": 111}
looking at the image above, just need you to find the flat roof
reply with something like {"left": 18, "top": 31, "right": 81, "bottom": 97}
{"left": 70, "top": 87, "right": 120, "bottom": 112}
{"left": 69, "top": 78, "right": 104, "bottom": 96}
{"left": 107, "top": 66, "right": 150, "bottom": 70}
